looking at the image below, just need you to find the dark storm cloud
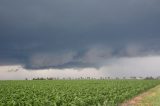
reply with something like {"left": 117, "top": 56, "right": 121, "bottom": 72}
{"left": 0, "top": 0, "right": 160, "bottom": 69}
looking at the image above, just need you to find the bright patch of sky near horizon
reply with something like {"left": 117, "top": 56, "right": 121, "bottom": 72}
{"left": 1, "top": 56, "right": 160, "bottom": 80}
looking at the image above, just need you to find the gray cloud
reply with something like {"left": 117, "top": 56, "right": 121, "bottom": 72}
{"left": 27, "top": 51, "right": 76, "bottom": 69}
{"left": 0, "top": 0, "right": 160, "bottom": 69}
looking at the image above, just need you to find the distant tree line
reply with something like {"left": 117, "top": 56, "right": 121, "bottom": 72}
{"left": 24, "top": 76, "right": 160, "bottom": 80}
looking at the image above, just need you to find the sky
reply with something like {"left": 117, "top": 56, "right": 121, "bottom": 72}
{"left": 0, "top": 0, "right": 160, "bottom": 79}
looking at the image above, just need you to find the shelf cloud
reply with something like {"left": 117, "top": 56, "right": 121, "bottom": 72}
{"left": 0, "top": 0, "right": 160, "bottom": 71}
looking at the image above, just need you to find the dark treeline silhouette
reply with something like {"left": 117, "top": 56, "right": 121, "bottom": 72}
{"left": 24, "top": 76, "right": 160, "bottom": 80}
{"left": 30, "top": 77, "right": 111, "bottom": 80}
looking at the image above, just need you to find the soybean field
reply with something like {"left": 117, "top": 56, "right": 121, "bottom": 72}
{"left": 0, "top": 80, "right": 160, "bottom": 106}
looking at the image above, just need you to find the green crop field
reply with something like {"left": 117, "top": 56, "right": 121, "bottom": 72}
{"left": 0, "top": 80, "right": 160, "bottom": 106}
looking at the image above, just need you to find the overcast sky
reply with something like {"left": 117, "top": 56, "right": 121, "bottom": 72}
{"left": 0, "top": 0, "right": 160, "bottom": 79}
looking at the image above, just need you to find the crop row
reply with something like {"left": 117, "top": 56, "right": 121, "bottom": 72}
{"left": 0, "top": 80, "right": 160, "bottom": 106}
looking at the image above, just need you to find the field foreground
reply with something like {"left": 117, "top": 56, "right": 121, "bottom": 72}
{"left": 122, "top": 84, "right": 160, "bottom": 106}
{"left": 0, "top": 80, "right": 160, "bottom": 106}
